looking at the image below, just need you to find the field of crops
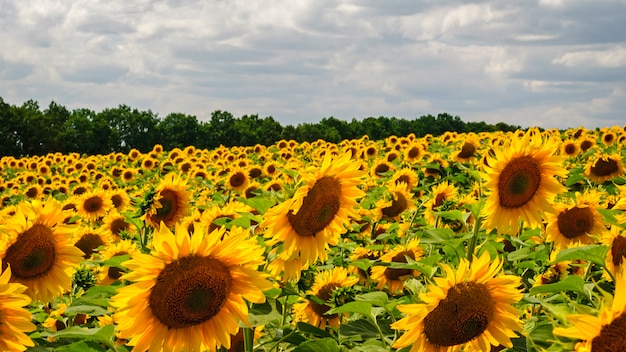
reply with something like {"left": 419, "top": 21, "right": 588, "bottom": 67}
{"left": 1, "top": 126, "right": 625, "bottom": 352}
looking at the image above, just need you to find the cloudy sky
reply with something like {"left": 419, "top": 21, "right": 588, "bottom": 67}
{"left": 2, "top": 0, "right": 626, "bottom": 129}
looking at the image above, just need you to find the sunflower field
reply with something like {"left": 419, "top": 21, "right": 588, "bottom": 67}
{"left": 1, "top": 125, "right": 626, "bottom": 352}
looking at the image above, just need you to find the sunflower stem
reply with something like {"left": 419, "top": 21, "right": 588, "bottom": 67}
{"left": 467, "top": 215, "right": 482, "bottom": 264}
{"left": 243, "top": 327, "right": 254, "bottom": 352}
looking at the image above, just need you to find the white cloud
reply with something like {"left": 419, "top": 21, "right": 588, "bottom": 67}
{"left": 1, "top": 0, "right": 625, "bottom": 129}
{"left": 553, "top": 46, "right": 626, "bottom": 68}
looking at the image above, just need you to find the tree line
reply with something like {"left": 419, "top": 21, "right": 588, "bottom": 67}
{"left": 0, "top": 97, "right": 520, "bottom": 157}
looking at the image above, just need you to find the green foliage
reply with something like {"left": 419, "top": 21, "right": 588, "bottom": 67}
{"left": 0, "top": 96, "right": 521, "bottom": 157}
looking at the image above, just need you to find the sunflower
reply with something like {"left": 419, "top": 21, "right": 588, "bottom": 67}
{"left": 553, "top": 268, "right": 626, "bottom": 351}
{"left": 23, "top": 184, "right": 43, "bottom": 200}
{"left": 372, "top": 181, "right": 416, "bottom": 222}
{"left": 423, "top": 153, "right": 449, "bottom": 178}
{"left": 0, "top": 198, "right": 85, "bottom": 302}
{"left": 108, "top": 189, "right": 131, "bottom": 211}
{"left": 544, "top": 191, "right": 605, "bottom": 249}
{"left": 198, "top": 201, "right": 252, "bottom": 234}
{"left": 600, "top": 225, "right": 626, "bottom": 280}
{"left": 142, "top": 173, "right": 192, "bottom": 228}
{"left": 223, "top": 166, "right": 250, "bottom": 192}
{"left": 292, "top": 267, "right": 359, "bottom": 329}
{"left": 370, "top": 160, "right": 395, "bottom": 179}
{"left": 561, "top": 139, "right": 580, "bottom": 158}
{"left": 584, "top": 152, "right": 624, "bottom": 183}
{"left": 262, "top": 152, "right": 365, "bottom": 273}
{"left": 0, "top": 264, "right": 36, "bottom": 352}
{"left": 483, "top": 130, "right": 567, "bottom": 234}
{"left": 348, "top": 246, "right": 381, "bottom": 283}
{"left": 97, "top": 239, "right": 141, "bottom": 286}
{"left": 76, "top": 189, "right": 114, "bottom": 223}
{"left": 579, "top": 137, "right": 596, "bottom": 153}
{"left": 454, "top": 135, "right": 481, "bottom": 162}
{"left": 403, "top": 142, "right": 424, "bottom": 164}
{"left": 72, "top": 225, "right": 114, "bottom": 259}
{"left": 423, "top": 181, "right": 458, "bottom": 227}
{"left": 391, "top": 252, "right": 523, "bottom": 351}
{"left": 111, "top": 224, "right": 272, "bottom": 352}
{"left": 370, "top": 238, "right": 424, "bottom": 293}
{"left": 391, "top": 167, "right": 419, "bottom": 190}
{"left": 101, "top": 210, "right": 136, "bottom": 239}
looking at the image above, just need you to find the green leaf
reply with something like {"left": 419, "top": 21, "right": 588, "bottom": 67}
{"left": 249, "top": 301, "right": 272, "bottom": 315}
{"left": 293, "top": 337, "right": 339, "bottom": 352}
{"left": 339, "top": 319, "right": 381, "bottom": 339}
{"left": 355, "top": 291, "right": 388, "bottom": 307}
{"left": 296, "top": 322, "right": 333, "bottom": 338}
{"left": 39, "top": 325, "right": 115, "bottom": 349}
{"left": 433, "top": 210, "right": 465, "bottom": 224}
{"left": 552, "top": 244, "right": 608, "bottom": 267}
{"left": 64, "top": 305, "right": 111, "bottom": 316}
{"left": 54, "top": 341, "right": 107, "bottom": 352}
{"left": 529, "top": 275, "right": 586, "bottom": 295}
{"left": 327, "top": 301, "right": 372, "bottom": 317}
{"left": 420, "top": 228, "right": 455, "bottom": 244}
{"left": 100, "top": 254, "right": 131, "bottom": 269}
{"left": 597, "top": 208, "right": 622, "bottom": 228}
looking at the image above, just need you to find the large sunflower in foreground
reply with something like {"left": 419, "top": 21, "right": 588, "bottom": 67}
{"left": 0, "top": 198, "right": 84, "bottom": 302}
{"left": 142, "top": 173, "right": 192, "bottom": 228}
{"left": 544, "top": 191, "right": 605, "bottom": 249}
{"left": 111, "top": 224, "right": 272, "bottom": 352}
{"left": 262, "top": 152, "right": 365, "bottom": 269}
{"left": 553, "top": 268, "right": 626, "bottom": 351}
{"left": 0, "top": 264, "right": 36, "bottom": 352}
{"left": 483, "top": 130, "right": 567, "bottom": 234}
{"left": 292, "top": 267, "right": 359, "bottom": 329}
{"left": 391, "top": 252, "right": 523, "bottom": 352}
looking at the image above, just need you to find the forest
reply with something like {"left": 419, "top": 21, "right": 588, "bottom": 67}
{"left": 0, "top": 97, "right": 521, "bottom": 157}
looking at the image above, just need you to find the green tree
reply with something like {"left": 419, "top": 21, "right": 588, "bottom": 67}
{"left": 158, "top": 113, "right": 201, "bottom": 150}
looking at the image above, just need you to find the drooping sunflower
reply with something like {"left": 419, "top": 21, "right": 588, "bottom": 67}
{"left": 483, "top": 130, "right": 567, "bottom": 234}
{"left": 584, "top": 152, "right": 624, "bottom": 183}
{"left": 370, "top": 238, "right": 424, "bottom": 294}
{"left": 142, "top": 173, "right": 192, "bottom": 228}
{"left": 0, "top": 198, "right": 85, "bottom": 302}
{"left": 544, "top": 191, "right": 605, "bottom": 249}
{"left": 76, "top": 189, "right": 114, "bottom": 223}
{"left": 553, "top": 268, "right": 626, "bottom": 351}
{"left": 292, "top": 267, "right": 359, "bottom": 329}
{"left": 0, "top": 264, "right": 36, "bottom": 352}
{"left": 262, "top": 152, "right": 365, "bottom": 271}
{"left": 391, "top": 252, "right": 524, "bottom": 351}
{"left": 111, "top": 224, "right": 272, "bottom": 352}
